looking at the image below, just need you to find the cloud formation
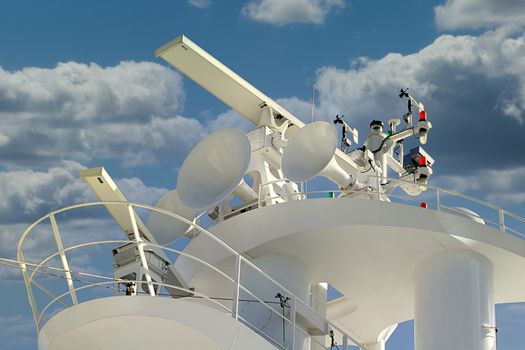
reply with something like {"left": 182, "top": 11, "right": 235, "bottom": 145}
{"left": 188, "top": 0, "right": 211, "bottom": 9}
{"left": 0, "top": 61, "right": 208, "bottom": 168}
{"left": 242, "top": 0, "right": 345, "bottom": 25}
{"left": 436, "top": 166, "right": 525, "bottom": 206}
{"left": 0, "top": 161, "right": 168, "bottom": 226}
{"left": 0, "top": 161, "right": 90, "bottom": 224}
{"left": 434, "top": 0, "right": 525, "bottom": 30}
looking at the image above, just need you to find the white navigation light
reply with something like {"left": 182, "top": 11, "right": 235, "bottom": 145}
{"left": 282, "top": 121, "right": 353, "bottom": 188}
{"left": 177, "top": 128, "right": 255, "bottom": 209}
{"left": 147, "top": 190, "right": 196, "bottom": 245}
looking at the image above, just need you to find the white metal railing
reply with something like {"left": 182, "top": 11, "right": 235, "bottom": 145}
{"left": 17, "top": 201, "right": 363, "bottom": 350}
{"left": 211, "top": 177, "right": 525, "bottom": 240}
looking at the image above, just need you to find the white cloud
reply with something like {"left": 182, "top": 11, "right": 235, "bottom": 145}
{"left": 242, "top": 0, "right": 345, "bottom": 25}
{"left": 0, "top": 61, "right": 184, "bottom": 122}
{"left": 436, "top": 166, "right": 525, "bottom": 205}
{"left": 116, "top": 177, "right": 168, "bottom": 204}
{"left": 434, "top": 0, "right": 525, "bottom": 30}
{"left": 188, "top": 0, "right": 211, "bottom": 8}
{"left": 0, "top": 61, "right": 205, "bottom": 168}
{"left": 0, "top": 161, "right": 90, "bottom": 224}
{"left": 277, "top": 96, "right": 314, "bottom": 122}
{"left": 0, "top": 161, "right": 168, "bottom": 225}
{"left": 206, "top": 109, "right": 255, "bottom": 133}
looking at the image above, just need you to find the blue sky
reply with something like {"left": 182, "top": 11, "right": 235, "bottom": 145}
{"left": 0, "top": 0, "right": 525, "bottom": 349}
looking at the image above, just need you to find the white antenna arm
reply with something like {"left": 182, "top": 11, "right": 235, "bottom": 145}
{"left": 80, "top": 167, "right": 189, "bottom": 295}
{"left": 156, "top": 35, "right": 361, "bottom": 181}
{"left": 156, "top": 35, "right": 303, "bottom": 129}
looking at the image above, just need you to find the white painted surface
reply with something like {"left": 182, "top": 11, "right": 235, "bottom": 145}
{"left": 176, "top": 198, "right": 525, "bottom": 344}
{"left": 38, "top": 296, "right": 276, "bottom": 350}
{"left": 364, "top": 340, "right": 385, "bottom": 350}
{"left": 147, "top": 189, "right": 195, "bottom": 245}
{"left": 282, "top": 122, "right": 351, "bottom": 188}
{"left": 177, "top": 128, "right": 252, "bottom": 209}
{"left": 311, "top": 283, "right": 328, "bottom": 350}
{"left": 414, "top": 250, "right": 495, "bottom": 350}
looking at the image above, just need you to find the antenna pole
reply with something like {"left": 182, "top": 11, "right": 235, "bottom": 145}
{"left": 310, "top": 81, "right": 316, "bottom": 123}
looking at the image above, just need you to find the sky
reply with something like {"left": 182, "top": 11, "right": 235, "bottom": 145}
{"left": 0, "top": 0, "right": 525, "bottom": 349}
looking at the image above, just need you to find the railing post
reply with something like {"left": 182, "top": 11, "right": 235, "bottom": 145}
{"left": 18, "top": 251, "right": 41, "bottom": 330}
{"left": 304, "top": 180, "right": 308, "bottom": 200}
{"left": 436, "top": 188, "right": 441, "bottom": 211}
{"left": 258, "top": 183, "right": 263, "bottom": 208}
{"left": 376, "top": 176, "right": 381, "bottom": 201}
{"left": 290, "top": 296, "right": 297, "bottom": 350}
{"left": 49, "top": 214, "right": 78, "bottom": 305}
{"left": 232, "top": 254, "right": 242, "bottom": 320}
{"left": 499, "top": 209, "right": 506, "bottom": 232}
{"left": 127, "top": 204, "right": 156, "bottom": 296}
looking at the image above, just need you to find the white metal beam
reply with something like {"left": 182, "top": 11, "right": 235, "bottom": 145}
{"left": 155, "top": 35, "right": 359, "bottom": 176}
{"left": 80, "top": 166, "right": 190, "bottom": 296}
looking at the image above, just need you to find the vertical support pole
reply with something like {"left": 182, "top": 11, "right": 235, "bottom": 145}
{"left": 290, "top": 296, "right": 297, "bottom": 350}
{"left": 311, "top": 283, "right": 328, "bottom": 350}
{"left": 127, "top": 204, "right": 156, "bottom": 296}
{"left": 232, "top": 254, "right": 242, "bottom": 320}
{"left": 436, "top": 188, "right": 441, "bottom": 211}
{"left": 376, "top": 176, "right": 381, "bottom": 201}
{"left": 343, "top": 335, "right": 349, "bottom": 350}
{"left": 192, "top": 217, "right": 197, "bottom": 239}
{"left": 50, "top": 214, "right": 78, "bottom": 305}
{"left": 258, "top": 183, "right": 263, "bottom": 208}
{"left": 499, "top": 209, "right": 506, "bottom": 232}
{"left": 415, "top": 250, "right": 495, "bottom": 350}
{"left": 19, "top": 250, "right": 40, "bottom": 330}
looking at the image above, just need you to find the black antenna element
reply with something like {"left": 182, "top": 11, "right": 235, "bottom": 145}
{"left": 333, "top": 115, "right": 351, "bottom": 152}
{"left": 329, "top": 330, "right": 340, "bottom": 350}
{"left": 275, "top": 293, "right": 290, "bottom": 343}
{"left": 399, "top": 88, "right": 413, "bottom": 124}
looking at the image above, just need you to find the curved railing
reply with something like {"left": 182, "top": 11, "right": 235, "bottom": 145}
{"left": 17, "top": 201, "right": 362, "bottom": 350}
{"left": 205, "top": 176, "right": 525, "bottom": 240}
{"left": 17, "top": 179, "right": 525, "bottom": 349}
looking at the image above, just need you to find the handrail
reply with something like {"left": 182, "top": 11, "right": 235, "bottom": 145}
{"left": 242, "top": 176, "right": 525, "bottom": 241}
{"left": 17, "top": 200, "right": 363, "bottom": 349}
{"left": 17, "top": 178, "right": 524, "bottom": 349}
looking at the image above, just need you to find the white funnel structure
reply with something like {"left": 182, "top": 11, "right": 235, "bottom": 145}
{"left": 282, "top": 121, "right": 353, "bottom": 188}
{"left": 177, "top": 128, "right": 257, "bottom": 209}
{"left": 147, "top": 190, "right": 195, "bottom": 245}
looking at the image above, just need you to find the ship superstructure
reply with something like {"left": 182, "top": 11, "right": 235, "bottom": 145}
{"left": 14, "top": 35, "right": 525, "bottom": 350}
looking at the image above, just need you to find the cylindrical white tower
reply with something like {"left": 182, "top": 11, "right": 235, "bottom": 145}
{"left": 414, "top": 250, "right": 496, "bottom": 350}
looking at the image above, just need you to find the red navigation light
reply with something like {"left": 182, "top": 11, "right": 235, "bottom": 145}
{"left": 420, "top": 202, "right": 428, "bottom": 208}
{"left": 418, "top": 155, "right": 427, "bottom": 167}
{"left": 419, "top": 111, "right": 427, "bottom": 121}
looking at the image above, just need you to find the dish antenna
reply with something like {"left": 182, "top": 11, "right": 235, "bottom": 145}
{"left": 282, "top": 121, "right": 353, "bottom": 189}
{"left": 147, "top": 190, "right": 196, "bottom": 245}
{"left": 177, "top": 128, "right": 257, "bottom": 209}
